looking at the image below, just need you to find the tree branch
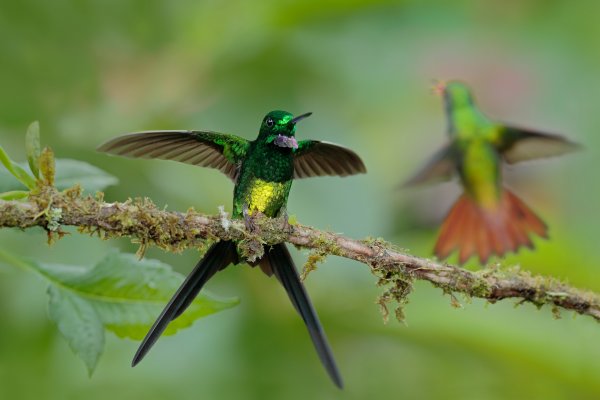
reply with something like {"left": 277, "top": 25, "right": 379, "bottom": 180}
{"left": 1, "top": 185, "right": 599, "bottom": 324}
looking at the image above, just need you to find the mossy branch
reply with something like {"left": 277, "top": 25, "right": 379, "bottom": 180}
{"left": 1, "top": 184, "right": 599, "bottom": 324}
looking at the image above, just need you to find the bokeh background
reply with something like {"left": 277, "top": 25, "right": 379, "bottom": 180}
{"left": 1, "top": 1, "right": 600, "bottom": 399}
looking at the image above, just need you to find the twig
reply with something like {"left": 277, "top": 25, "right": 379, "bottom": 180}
{"left": 1, "top": 185, "right": 599, "bottom": 323}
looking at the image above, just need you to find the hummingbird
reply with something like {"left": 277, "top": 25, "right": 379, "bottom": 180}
{"left": 405, "top": 81, "right": 580, "bottom": 264}
{"left": 98, "top": 110, "right": 366, "bottom": 388}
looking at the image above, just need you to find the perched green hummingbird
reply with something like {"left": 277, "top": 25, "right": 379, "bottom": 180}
{"left": 405, "top": 81, "right": 579, "bottom": 264}
{"left": 98, "top": 110, "right": 366, "bottom": 388}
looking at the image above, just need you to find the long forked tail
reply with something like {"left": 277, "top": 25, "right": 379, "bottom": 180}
{"left": 435, "top": 188, "right": 548, "bottom": 264}
{"left": 265, "top": 244, "right": 343, "bottom": 389}
{"left": 132, "top": 240, "right": 238, "bottom": 367}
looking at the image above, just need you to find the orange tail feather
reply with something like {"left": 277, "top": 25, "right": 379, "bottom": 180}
{"left": 434, "top": 189, "right": 548, "bottom": 264}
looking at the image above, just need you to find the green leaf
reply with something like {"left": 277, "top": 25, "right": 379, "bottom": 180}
{"left": 52, "top": 159, "right": 118, "bottom": 192}
{"left": 37, "top": 252, "right": 239, "bottom": 339}
{"left": 0, "top": 249, "right": 238, "bottom": 374}
{"left": 0, "top": 190, "right": 29, "bottom": 200}
{"left": 0, "top": 145, "right": 36, "bottom": 189}
{"left": 25, "top": 121, "right": 41, "bottom": 179}
{"left": 47, "top": 286, "right": 105, "bottom": 376}
{"left": 0, "top": 159, "right": 117, "bottom": 193}
{"left": 39, "top": 147, "right": 55, "bottom": 186}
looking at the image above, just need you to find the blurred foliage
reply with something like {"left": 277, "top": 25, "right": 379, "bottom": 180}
{"left": 1, "top": 0, "right": 600, "bottom": 399}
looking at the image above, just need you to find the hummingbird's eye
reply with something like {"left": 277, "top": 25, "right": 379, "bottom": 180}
{"left": 266, "top": 118, "right": 274, "bottom": 127}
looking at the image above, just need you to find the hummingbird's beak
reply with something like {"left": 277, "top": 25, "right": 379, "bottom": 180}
{"left": 430, "top": 79, "right": 446, "bottom": 96}
{"left": 290, "top": 112, "right": 312, "bottom": 125}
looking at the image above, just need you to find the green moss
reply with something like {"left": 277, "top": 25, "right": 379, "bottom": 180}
{"left": 361, "top": 236, "right": 405, "bottom": 253}
{"left": 9, "top": 167, "right": 600, "bottom": 328}
{"left": 469, "top": 271, "right": 494, "bottom": 298}
{"left": 376, "top": 272, "right": 413, "bottom": 324}
{"left": 371, "top": 262, "right": 414, "bottom": 324}
{"left": 300, "top": 251, "right": 327, "bottom": 282}
{"left": 307, "top": 232, "right": 341, "bottom": 257}
{"left": 237, "top": 238, "right": 265, "bottom": 262}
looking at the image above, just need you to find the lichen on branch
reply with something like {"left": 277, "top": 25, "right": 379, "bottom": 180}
{"left": 1, "top": 185, "right": 600, "bottom": 324}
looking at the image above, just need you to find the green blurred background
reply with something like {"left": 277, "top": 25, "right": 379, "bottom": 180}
{"left": 1, "top": 1, "right": 599, "bottom": 399}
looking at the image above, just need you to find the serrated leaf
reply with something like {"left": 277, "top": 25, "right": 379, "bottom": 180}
{"left": 26, "top": 121, "right": 41, "bottom": 179}
{"left": 52, "top": 159, "right": 118, "bottom": 193}
{"left": 47, "top": 286, "right": 105, "bottom": 375}
{"left": 35, "top": 252, "right": 239, "bottom": 339}
{"left": 0, "top": 145, "right": 36, "bottom": 189}
{"left": 0, "top": 249, "right": 238, "bottom": 374}
{"left": 0, "top": 159, "right": 117, "bottom": 193}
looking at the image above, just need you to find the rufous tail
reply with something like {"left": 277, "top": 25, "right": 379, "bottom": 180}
{"left": 434, "top": 188, "right": 548, "bottom": 264}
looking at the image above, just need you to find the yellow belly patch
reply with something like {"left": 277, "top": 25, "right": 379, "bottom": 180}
{"left": 246, "top": 179, "right": 288, "bottom": 216}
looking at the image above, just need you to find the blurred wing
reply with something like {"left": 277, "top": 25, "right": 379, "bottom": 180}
{"left": 497, "top": 126, "right": 581, "bottom": 164}
{"left": 403, "top": 144, "right": 456, "bottom": 187}
{"left": 97, "top": 130, "right": 250, "bottom": 181}
{"left": 293, "top": 140, "right": 366, "bottom": 179}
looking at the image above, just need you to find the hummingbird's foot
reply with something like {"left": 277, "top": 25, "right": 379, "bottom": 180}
{"left": 277, "top": 207, "right": 293, "bottom": 234}
{"left": 242, "top": 204, "right": 260, "bottom": 234}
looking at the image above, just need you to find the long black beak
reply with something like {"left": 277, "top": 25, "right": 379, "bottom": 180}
{"left": 290, "top": 112, "right": 312, "bottom": 124}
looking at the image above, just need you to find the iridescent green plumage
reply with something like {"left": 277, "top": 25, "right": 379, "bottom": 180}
{"left": 98, "top": 110, "right": 366, "bottom": 388}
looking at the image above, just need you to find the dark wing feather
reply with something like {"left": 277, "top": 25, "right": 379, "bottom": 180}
{"left": 97, "top": 130, "right": 250, "bottom": 181}
{"left": 293, "top": 140, "right": 366, "bottom": 179}
{"left": 403, "top": 144, "right": 457, "bottom": 187}
{"left": 497, "top": 126, "right": 581, "bottom": 164}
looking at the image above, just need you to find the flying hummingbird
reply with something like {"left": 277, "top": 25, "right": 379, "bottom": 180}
{"left": 405, "top": 81, "right": 580, "bottom": 264}
{"left": 98, "top": 110, "right": 366, "bottom": 388}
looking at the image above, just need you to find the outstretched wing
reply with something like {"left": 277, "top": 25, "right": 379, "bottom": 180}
{"left": 403, "top": 144, "right": 457, "bottom": 187}
{"left": 97, "top": 130, "right": 250, "bottom": 181}
{"left": 496, "top": 126, "right": 581, "bottom": 164}
{"left": 293, "top": 140, "right": 366, "bottom": 179}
